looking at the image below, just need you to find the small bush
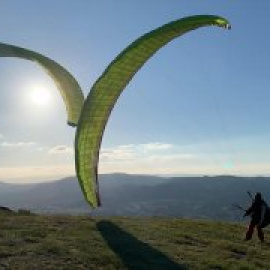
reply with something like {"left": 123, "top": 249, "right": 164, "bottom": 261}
{"left": 17, "top": 209, "right": 32, "bottom": 215}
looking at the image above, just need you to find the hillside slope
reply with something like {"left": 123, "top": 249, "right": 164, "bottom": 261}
{"left": 0, "top": 213, "right": 268, "bottom": 269}
{"left": 1, "top": 174, "right": 270, "bottom": 221}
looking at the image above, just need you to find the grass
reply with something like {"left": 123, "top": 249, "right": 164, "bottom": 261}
{"left": 0, "top": 212, "right": 269, "bottom": 269}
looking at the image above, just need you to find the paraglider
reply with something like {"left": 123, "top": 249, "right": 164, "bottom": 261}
{"left": 0, "top": 15, "right": 231, "bottom": 208}
{"left": 244, "top": 192, "right": 270, "bottom": 242}
{"left": 233, "top": 191, "right": 270, "bottom": 242}
{"left": 75, "top": 15, "right": 231, "bottom": 207}
{"left": 0, "top": 43, "right": 84, "bottom": 126}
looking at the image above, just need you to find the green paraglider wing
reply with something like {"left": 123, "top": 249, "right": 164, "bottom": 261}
{"left": 0, "top": 43, "right": 84, "bottom": 126}
{"left": 75, "top": 15, "right": 231, "bottom": 207}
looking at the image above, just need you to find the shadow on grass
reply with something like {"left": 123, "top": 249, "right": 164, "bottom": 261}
{"left": 97, "top": 220, "right": 186, "bottom": 270}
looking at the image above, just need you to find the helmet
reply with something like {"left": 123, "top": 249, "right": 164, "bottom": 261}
{"left": 255, "top": 192, "right": 262, "bottom": 201}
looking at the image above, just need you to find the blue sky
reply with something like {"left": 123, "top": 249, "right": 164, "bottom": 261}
{"left": 1, "top": 1, "right": 270, "bottom": 182}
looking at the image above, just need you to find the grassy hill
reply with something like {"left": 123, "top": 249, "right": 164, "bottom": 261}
{"left": 0, "top": 212, "right": 269, "bottom": 269}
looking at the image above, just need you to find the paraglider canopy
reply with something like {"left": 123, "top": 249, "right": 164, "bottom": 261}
{"left": 0, "top": 42, "right": 85, "bottom": 127}
{"left": 74, "top": 15, "right": 231, "bottom": 208}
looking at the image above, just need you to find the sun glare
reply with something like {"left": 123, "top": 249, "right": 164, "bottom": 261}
{"left": 30, "top": 87, "right": 51, "bottom": 106}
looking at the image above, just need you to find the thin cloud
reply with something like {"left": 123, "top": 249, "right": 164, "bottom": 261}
{"left": 99, "top": 142, "right": 198, "bottom": 175}
{"left": 147, "top": 154, "right": 194, "bottom": 163}
{"left": 100, "top": 142, "right": 176, "bottom": 163}
{"left": 1, "top": 141, "right": 36, "bottom": 147}
{"left": 0, "top": 165, "right": 75, "bottom": 183}
{"left": 142, "top": 142, "right": 173, "bottom": 152}
{"left": 48, "top": 145, "right": 74, "bottom": 155}
{"left": 101, "top": 145, "right": 137, "bottom": 162}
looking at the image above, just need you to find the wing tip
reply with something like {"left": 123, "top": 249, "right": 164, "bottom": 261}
{"left": 67, "top": 121, "right": 77, "bottom": 127}
{"left": 225, "top": 23, "right": 231, "bottom": 30}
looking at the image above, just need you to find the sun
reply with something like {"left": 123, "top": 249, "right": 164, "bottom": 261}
{"left": 30, "top": 87, "right": 51, "bottom": 106}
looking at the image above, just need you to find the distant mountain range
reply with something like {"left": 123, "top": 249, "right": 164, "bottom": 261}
{"left": 0, "top": 174, "right": 270, "bottom": 221}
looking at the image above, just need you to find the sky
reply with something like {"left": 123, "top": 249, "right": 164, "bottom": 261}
{"left": 1, "top": 1, "right": 270, "bottom": 183}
